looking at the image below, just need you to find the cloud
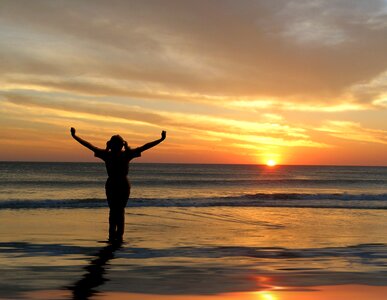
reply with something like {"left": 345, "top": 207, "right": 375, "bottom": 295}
{"left": 2, "top": 90, "right": 327, "bottom": 152}
{"left": 318, "top": 121, "right": 387, "bottom": 145}
{"left": 229, "top": 99, "right": 367, "bottom": 112}
{"left": 1, "top": 0, "right": 387, "bottom": 108}
{"left": 349, "top": 71, "right": 387, "bottom": 108}
{"left": 2, "top": 92, "right": 167, "bottom": 126}
{"left": 279, "top": 0, "right": 350, "bottom": 46}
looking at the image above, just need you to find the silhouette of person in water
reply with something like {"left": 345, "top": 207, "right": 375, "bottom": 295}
{"left": 70, "top": 127, "right": 166, "bottom": 242}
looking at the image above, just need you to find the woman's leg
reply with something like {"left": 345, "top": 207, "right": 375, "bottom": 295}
{"left": 109, "top": 205, "right": 126, "bottom": 241}
{"left": 116, "top": 182, "right": 129, "bottom": 241}
{"left": 106, "top": 178, "right": 129, "bottom": 241}
{"left": 116, "top": 208, "right": 125, "bottom": 241}
{"left": 108, "top": 208, "right": 117, "bottom": 241}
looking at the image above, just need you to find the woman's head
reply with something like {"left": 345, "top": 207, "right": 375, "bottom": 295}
{"left": 107, "top": 135, "right": 125, "bottom": 152}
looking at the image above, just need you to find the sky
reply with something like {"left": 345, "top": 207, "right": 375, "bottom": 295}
{"left": 0, "top": 0, "right": 386, "bottom": 165}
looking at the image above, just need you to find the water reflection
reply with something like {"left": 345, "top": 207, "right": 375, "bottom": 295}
{"left": 1, "top": 241, "right": 387, "bottom": 298}
{"left": 257, "top": 291, "right": 278, "bottom": 300}
{"left": 67, "top": 241, "right": 122, "bottom": 299}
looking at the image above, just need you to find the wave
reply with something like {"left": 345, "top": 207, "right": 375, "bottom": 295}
{"left": 1, "top": 192, "right": 387, "bottom": 210}
{"left": 0, "top": 180, "right": 103, "bottom": 187}
{"left": 2, "top": 178, "right": 386, "bottom": 188}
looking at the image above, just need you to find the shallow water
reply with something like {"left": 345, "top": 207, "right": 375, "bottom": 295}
{"left": 1, "top": 207, "right": 387, "bottom": 299}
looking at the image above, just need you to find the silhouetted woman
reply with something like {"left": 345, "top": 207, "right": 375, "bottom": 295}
{"left": 70, "top": 127, "right": 166, "bottom": 242}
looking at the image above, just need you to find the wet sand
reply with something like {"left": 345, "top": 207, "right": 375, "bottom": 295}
{"left": 1, "top": 207, "right": 387, "bottom": 299}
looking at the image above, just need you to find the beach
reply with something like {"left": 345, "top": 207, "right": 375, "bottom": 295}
{"left": 1, "top": 207, "right": 387, "bottom": 299}
{"left": 1, "top": 163, "right": 387, "bottom": 299}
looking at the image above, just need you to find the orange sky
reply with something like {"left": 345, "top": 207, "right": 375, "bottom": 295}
{"left": 0, "top": 0, "right": 386, "bottom": 165}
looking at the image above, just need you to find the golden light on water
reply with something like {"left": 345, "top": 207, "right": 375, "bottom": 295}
{"left": 252, "top": 276, "right": 279, "bottom": 300}
{"left": 251, "top": 291, "right": 278, "bottom": 300}
{"left": 259, "top": 291, "right": 278, "bottom": 300}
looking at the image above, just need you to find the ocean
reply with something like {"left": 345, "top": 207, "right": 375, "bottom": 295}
{"left": 1, "top": 162, "right": 386, "bottom": 209}
{"left": 1, "top": 162, "right": 387, "bottom": 299}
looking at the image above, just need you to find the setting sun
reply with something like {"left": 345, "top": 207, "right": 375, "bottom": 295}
{"left": 266, "top": 160, "right": 277, "bottom": 167}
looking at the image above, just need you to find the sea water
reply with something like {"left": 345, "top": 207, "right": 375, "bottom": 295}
{"left": 0, "top": 162, "right": 386, "bottom": 209}
{"left": 1, "top": 162, "right": 387, "bottom": 299}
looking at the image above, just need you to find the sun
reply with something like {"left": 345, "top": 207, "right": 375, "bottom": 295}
{"left": 266, "top": 159, "right": 276, "bottom": 167}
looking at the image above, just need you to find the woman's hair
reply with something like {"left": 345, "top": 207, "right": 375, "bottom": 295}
{"left": 107, "top": 135, "right": 124, "bottom": 151}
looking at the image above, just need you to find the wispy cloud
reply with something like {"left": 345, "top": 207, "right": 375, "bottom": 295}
{"left": 1, "top": 90, "right": 327, "bottom": 154}
{"left": 318, "top": 121, "right": 387, "bottom": 145}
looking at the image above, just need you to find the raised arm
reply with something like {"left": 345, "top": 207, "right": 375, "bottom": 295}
{"left": 70, "top": 127, "right": 102, "bottom": 152}
{"left": 135, "top": 131, "right": 166, "bottom": 153}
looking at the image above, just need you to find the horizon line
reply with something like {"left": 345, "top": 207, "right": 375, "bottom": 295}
{"left": 1, "top": 160, "right": 386, "bottom": 168}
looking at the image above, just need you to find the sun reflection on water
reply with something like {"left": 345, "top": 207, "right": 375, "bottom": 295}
{"left": 253, "top": 276, "right": 281, "bottom": 300}
{"left": 258, "top": 291, "right": 278, "bottom": 300}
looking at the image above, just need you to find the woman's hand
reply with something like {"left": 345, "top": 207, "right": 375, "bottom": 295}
{"left": 123, "top": 140, "right": 130, "bottom": 150}
{"left": 161, "top": 130, "right": 166, "bottom": 141}
{"left": 70, "top": 127, "right": 76, "bottom": 137}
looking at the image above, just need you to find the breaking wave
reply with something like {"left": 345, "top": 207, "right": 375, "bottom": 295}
{"left": 1, "top": 192, "right": 386, "bottom": 210}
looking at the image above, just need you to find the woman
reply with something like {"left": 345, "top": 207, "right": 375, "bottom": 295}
{"left": 70, "top": 127, "right": 166, "bottom": 242}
